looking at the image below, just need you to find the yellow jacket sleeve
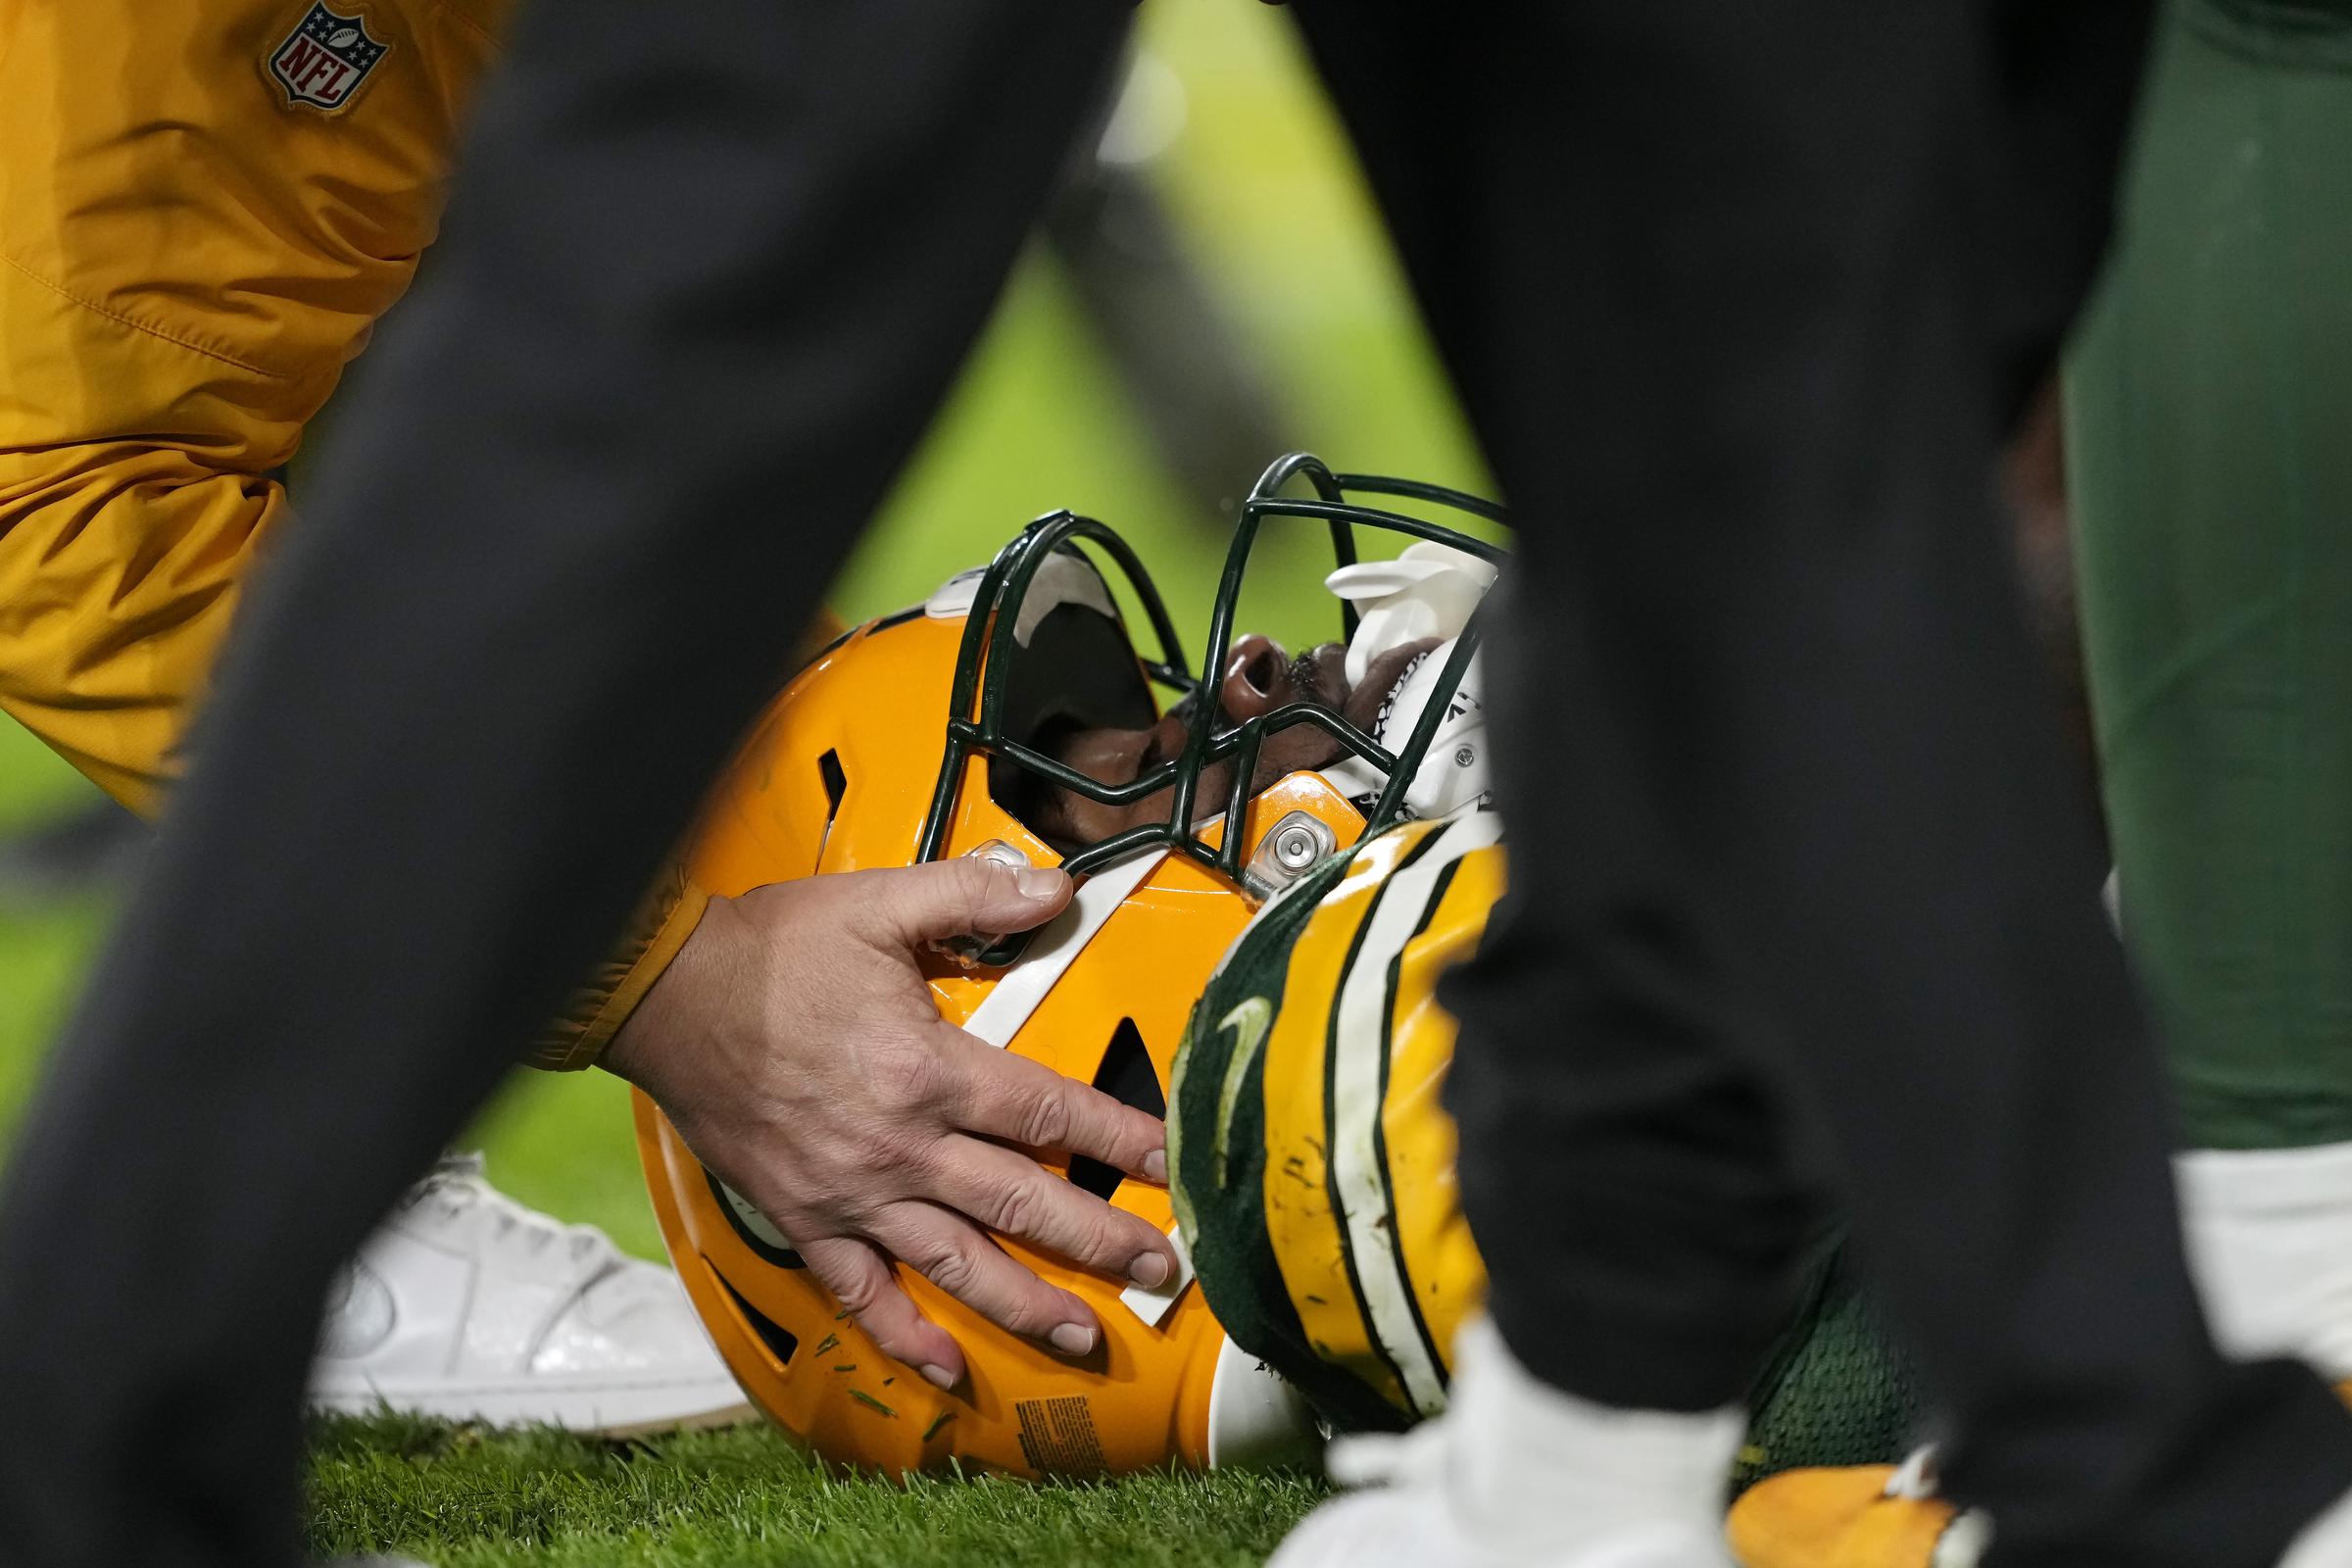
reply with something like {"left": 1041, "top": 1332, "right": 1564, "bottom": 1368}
{"left": 0, "top": 0, "right": 842, "bottom": 1071}
{"left": 0, "top": 0, "right": 514, "bottom": 811}
{"left": 523, "top": 612, "right": 856, "bottom": 1071}
{"left": 525, "top": 863, "right": 713, "bottom": 1073}
{"left": 0, "top": 0, "right": 690, "bottom": 1072}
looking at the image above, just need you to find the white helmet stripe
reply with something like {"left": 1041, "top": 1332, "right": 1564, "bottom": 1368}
{"left": 1328, "top": 808, "right": 1503, "bottom": 1418}
{"left": 960, "top": 850, "right": 1166, "bottom": 1050}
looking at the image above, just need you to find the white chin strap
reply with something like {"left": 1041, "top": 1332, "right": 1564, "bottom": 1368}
{"left": 1327, "top": 541, "right": 1496, "bottom": 691}
{"left": 1319, "top": 638, "right": 1490, "bottom": 821}
{"left": 1321, "top": 543, "right": 1496, "bottom": 821}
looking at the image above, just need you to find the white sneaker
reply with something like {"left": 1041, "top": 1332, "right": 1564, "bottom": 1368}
{"left": 2283, "top": 1490, "right": 2352, "bottom": 1568}
{"left": 2178, "top": 1140, "right": 2352, "bottom": 1381}
{"left": 1269, "top": 1320, "right": 1740, "bottom": 1568}
{"left": 309, "top": 1153, "right": 750, "bottom": 1437}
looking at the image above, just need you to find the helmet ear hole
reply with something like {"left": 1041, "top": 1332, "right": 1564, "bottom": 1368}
{"left": 1066, "top": 1018, "right": 1163, "bottom": 1200}
{"left": 712, "top": 1270, "right": 802, "bottom": 1367}
{"left": 985, "top": 596, "right": 1158, "bottom": 841}
{"left": 1004, "top": 717, "right": 1083, "bottom": 854}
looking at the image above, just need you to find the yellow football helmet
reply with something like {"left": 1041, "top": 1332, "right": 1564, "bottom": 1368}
{"left": 636, "top": 455, "right": 1508, "bottom": 1478}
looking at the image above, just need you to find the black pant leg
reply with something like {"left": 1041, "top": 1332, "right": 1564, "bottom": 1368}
{"left": 0, "top": 6, "right": 1126, "bottom": 1566}
{"left": 1299, "top": 4, "right": 2352, "bottom": 1564}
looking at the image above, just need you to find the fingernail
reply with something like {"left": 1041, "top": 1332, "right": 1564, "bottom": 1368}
{"left": 1128, "top": 1251, "right": 1171, "bottom": 1290}
{"left": 1016, "top": 867, "right": 1062, "bottom": 900}
{"left": 1050, "top": 1322, "right": 1097, "bottom": 1356}
{"left": 918, "top": 1363, "right": 957, "bottom": 1391}
{"left": 1142, "top": 1150, "right": 1168, "bottom": 1184}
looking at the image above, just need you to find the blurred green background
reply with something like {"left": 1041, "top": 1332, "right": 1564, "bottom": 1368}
{"left": 0, "top": 3, "right": 1483, "bottom": 1261}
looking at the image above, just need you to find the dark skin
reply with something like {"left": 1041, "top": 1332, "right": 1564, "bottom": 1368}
{"left": 1034, "top": 631, "right": 1440, "bottom": 846}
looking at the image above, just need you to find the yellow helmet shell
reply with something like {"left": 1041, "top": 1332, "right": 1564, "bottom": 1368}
{"left": 638, "top": 607, "right": 1352, "bottom": 1477}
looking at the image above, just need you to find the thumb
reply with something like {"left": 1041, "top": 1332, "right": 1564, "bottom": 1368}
{"left": 854, "top": 857, "right": 1072, "bottom": 948}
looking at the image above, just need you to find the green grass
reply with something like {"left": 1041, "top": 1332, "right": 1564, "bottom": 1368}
{"left": 307, "top": 1418, "right": 1324, "bottom": 1567}
{"left": 0, "top": 4, "right": 1462, "bottom": 1561}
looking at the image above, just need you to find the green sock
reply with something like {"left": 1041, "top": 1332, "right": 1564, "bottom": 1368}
{"left": 2066, "top": 0, "right": 2352, "bottom": 1150}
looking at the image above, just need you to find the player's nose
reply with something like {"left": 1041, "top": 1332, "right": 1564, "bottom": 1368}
{"left": 1220, "top": 635, "right": 1289, "bottom": 719}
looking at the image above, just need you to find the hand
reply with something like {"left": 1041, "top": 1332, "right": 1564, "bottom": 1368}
{"left": 604, "top": 858, "right": 1176, "bottom": 1390}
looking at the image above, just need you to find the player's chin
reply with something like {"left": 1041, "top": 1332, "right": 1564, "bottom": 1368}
{"left": 1302, "top": 641, "right": 1349, "bottom": 709}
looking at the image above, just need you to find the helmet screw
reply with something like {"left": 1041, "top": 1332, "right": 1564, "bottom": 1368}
{"left": 968, "top": 838, "right": 1031, "bottom": 872}
{"left": 930, "top": 840, "right": 1033, "bottom": 967}
{"left": 1246, "top": 809, "right": 1338, "bottom": 899}
{"left": 1454, "top": 745, "right": 1476, "bottom": 768}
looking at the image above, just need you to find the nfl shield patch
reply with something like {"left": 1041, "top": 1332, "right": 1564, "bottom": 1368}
{"left": 265, "top": 3, "right": 390, "bottom": 112}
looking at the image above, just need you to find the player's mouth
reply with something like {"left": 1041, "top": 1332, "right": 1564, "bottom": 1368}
{"left": 1220, "top": 637, "right": 1349, "bottom": 717}
{"left": 1222, "top": 635, "right": 1436, "bottom": 741}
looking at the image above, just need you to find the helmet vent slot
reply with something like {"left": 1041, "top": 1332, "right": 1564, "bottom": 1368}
{"left": 1066, "top": 1018, "right": 1163, "bottom": 1200}
{"left": 818, "top": 749, "right": 848, "bottom": 811}
{"left": 710, "top": 1264, "right": 802, "bottom": 1368}
{"left": 813, "top": 749, "right": 848, "bottom": 872}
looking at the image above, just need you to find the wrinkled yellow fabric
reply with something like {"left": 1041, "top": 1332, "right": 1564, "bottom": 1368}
{"left": 526, "top": 612, "right": 852, "bottom": 1070}
{"left": 528, "top": 865, "right": 710, "bottom": 1072}
{"left": 0, "top": 0, "right": 689, "bottom": 1070}
{"left": 0, "top": 0, "right": 515, "bottom": 808}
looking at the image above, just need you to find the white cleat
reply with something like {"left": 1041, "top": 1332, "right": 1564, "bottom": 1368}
{"left": 1270, "top": 1320, "right": 1740, "bottom": 1568}
{"left": 1273, "top": 1467, "right": 1730, "bottom": 1568}
{"left": 309, "top": 1153, "right": 750, "bottom": 1437}
{"left": 2282, "top": 1490, "right": 2352, "bottom": 1568}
